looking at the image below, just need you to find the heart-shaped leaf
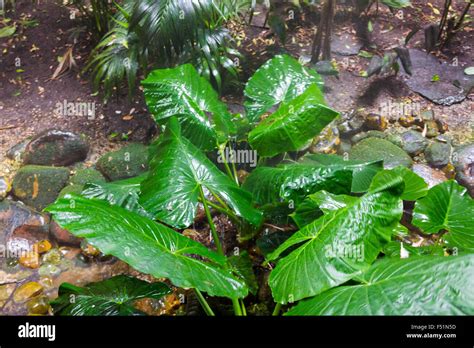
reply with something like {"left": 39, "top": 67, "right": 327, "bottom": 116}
{"left": 299, "top": 154, "right": 383, "bottom": 193}
{"left": 267, "top": 172, "right": 404, "bottom": 304}
{"left": 412, "top": 180, "right": 474, "bottom": 251}
{"left": 369, "top": 166, "right": 428, "bottom": 201}
{"left": 81, "top": 174, "right": 150, "bottom": 216}
{"left": 46, "top": 196, "right": 248, "bottom": 299}
{"left": 51, "top": 275, "right": 171, "bottom": 316}
{"left": 142, "top": 64, "right": 235, "bottom": 150}
{"left": 139, "top": 117, "right": 262, "bottom": 229}
{"left": 248, "top": 85, "right": 339, "bottom": 157}
{"left": 287, "top": 255, "right": 474, "bottom": 315}
{"left": 242, "top": 163, "right": 353, "bottom": 206}
{"left": 244, "top": 54, "right": 324, "bottom": 124}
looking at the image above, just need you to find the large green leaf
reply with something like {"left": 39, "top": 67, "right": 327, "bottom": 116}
{"left": 381, "top": 0, "right": 411, "bottom": 9}
{"left": 248, "top": 85, "right": 339, "bottom": 157}
{"left": 45, "top": 196, "right": 248, "bottom": 299}
{"left": 267, "top": 172, "right": 404, "bottom": 304}
{"left": 244, "top": 54, "right": 324, "bottom": 124}
{"left": 51, "top": 275, "right": 171, "bottom": 316}
{"left": 142, "top": 64, "right": 235, "bottom": 150}
{"left": 287, "top": 255, "right": 474, "bottom": 315}
{"left": 81, "top": 174, "right": 150, "bottom": 216}
{"left": 369, "top": 166, "right": 428, "bottom": 201}
{"left": 291, "top": 191, "right": 358, "bottom": 228}
{"left": 299, "top": 154, "right": 383, "bottom": 193}
{"left": 139, "top": 118, "right": 262, "bottom": 229}
{"left": 242, "top": 163, "right": 353, "bottom": 206}
{"left": 412, "top": 180, "right": 474, "bottom": 251}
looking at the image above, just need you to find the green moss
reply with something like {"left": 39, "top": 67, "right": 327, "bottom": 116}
{"left": 96, "top": 143, "right": 149, "bottom": 181}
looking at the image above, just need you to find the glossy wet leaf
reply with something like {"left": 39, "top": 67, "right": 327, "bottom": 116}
{"left": 369, "top": 166, "right": 428, "bottom": 201}
{"left": 381, "top": 0, "right": 411, "bottom": 9}
{"left": 243, "top": 163, "right": 352, "bottom": 206}
{"left": 228, "top": 251, "right": 258, "bottom": 295}
{"left": 248, "top": 85, "right": 338, "bottom": 158}
{"left": 267, "top": 174, "right": 404, "bottom": 304}
{"left": 139, "top": 117, "right": 262, "bottom": 229}
{"left": 81, "top": 174, "right": 150, "bottom": 216}
{"left": 142, "top": 64, "right": 235, "bottom": 150}
{"left": 382, "top": 241, "right": 445, "bottom": 258}
{"left": 244, "top": 54, "right": 324, "bottom": 124}
{"left": 46, "top": 196, "right": 248, "bottom": 299}
{"left": 299, "top": 154, "right": 383, "bottom": 193}
{"left": 51, "top": 275, "right": 171, "bottom": 316}
{"left": 291, "top": 191, "right": 358, "bottom": 228}
{"left": 412, "top": 180, "right": 474, "bottom": 251}
{"left": 287, "top": 255, "right": 474, "bottom": 315}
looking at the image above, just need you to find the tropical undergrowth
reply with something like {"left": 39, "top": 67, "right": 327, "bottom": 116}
{"left": 47, "top": 54, "right": 474, "bottom": 316}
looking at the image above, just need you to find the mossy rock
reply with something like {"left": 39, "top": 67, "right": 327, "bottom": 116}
{"left": 58, "top": 184, "right": 84, "bottom": 198}
{"left": 12, "top": 165, "right": 70, "bottom": 211}
{"left": 349, "top": 137, "right": 412, "bottom": 169}
{"left": 69, "top": 168, "right": 106, "bottom": 186}
{"left": 425, "top": 142, "right": 451, "bottom": 168}
{"left": 96, "top": 143, "right": 149, "bottom": 181}
{"left": 400, "top": 130, "right": 429, "bottom": 156}
{"left": 23, "top": 129, "right": 89, "bottom": 166}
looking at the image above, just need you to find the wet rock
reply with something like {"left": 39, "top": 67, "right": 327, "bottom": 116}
{"left": 412, "top": 164, "right": 448, "bottom": 188}
{"left": 58, "top": 184, "right": 84, "bottom": 198}
{"left": 313, "top": 60, "right": 339, "bottom": 76}
{"left": 310, "top": 126, "right": 340, "bottom": 154}
{"left": 0, "top": 200, "right": 50, "bottom": 256}
{"left": 400, "top": 130, "right": 429, "bottom": 156}
{"left": 0, "top": 176, "right": 11, "bottom": 200}
{"left": 18, "top": 251, "right": 40, "bottom": 269}
{"left": 386, "top": 133, "right": 404, "bottom": 148}
{"left": 12, "top": 165, "right": 70, "bottom": 210}
{"left": 424, "top": 120, "right": 439, "bottom": 138}
{"left": 42, "top": 249, "right": 63, "bottom": 265}
{"left": 402, "top": 49, "right": 474, "bottom": 105}
{"left": 96, "top": 143, "right": 149, "bottom": 181}
{"left": 425, "top": 142, "right": 451, "bottom": 168}
{"left": 23, "top": 129, "right": 89, "bottom": 166}
{"left": 13, "top": 281, "right": 43, "bottom": 303}
{"left": 349, "top": 137, "right": 412, "bottom": 169}
{"left": 453, "top": 143, "right": 474, "bottom": 197}
{"left": 351, "top": 130, "right": 386, "bottom": 144}
{"left": 26, "top": 295, "right": 50, "bottom": 315}
{"left": 364, "top": 113, "right": 388, "bottom": 131}
{"left": 69, "top": 168, "right": 106, "bottom": 186}
{"left": 6, "top": 138, "right": 31, "bottom": 162}
{"left": 49, "top": 221, "right": 82, "bottom": 247}
{"left": 34, "top": 240, "right": 52, "bottom": 254}
{"left": 398, "top": 116, "right": 417, "bottom": 128}
{"left": 38, "top": 263, "right": 62, "bottom": 277}
{"left": 80, "top": 240, "right": 100, "bottom": 258}
{"left": 337, "top": 110, "right": 365, "bottom": 137}
{"left": 420, "top": 109, "right": 434, "bottom": 121}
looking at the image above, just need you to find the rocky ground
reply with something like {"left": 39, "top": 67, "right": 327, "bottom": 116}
{"left": 0, "top": 0, "right": 473, "bottom": 315}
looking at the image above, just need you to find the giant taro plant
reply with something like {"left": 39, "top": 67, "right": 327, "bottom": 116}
{"left": 46, "top": 54, "right": 474, "bottom": 316}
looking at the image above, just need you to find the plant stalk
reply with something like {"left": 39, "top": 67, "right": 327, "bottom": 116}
{"left": 232, "top": 297, "right": 243, "bottom": 316}
{"left": 199, "top": 186, "right": 224, "bottom": 256}
{"left": 194, "top": 289, "right": 215, "bottom": 316}
{"left": 272, "top": 302, "right": 282, "bottom": 316}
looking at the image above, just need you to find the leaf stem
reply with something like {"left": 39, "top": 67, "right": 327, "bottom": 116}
{"left": 194, "top": 289, "right": 215, "bottom": 316}
{"left": 232, "top": 297, "right": 243, "bottom": 316}
{"left": 240, "top": 299, "right": 247, "bottom": 316}
{"left": 199, "top": 186, "right": 224, "bottom": 256}
{"left": 218, "top": 145, "right": 236, "bottom": 183}
{"left": 272, "top": 302, "right": 282, "bottom": 316}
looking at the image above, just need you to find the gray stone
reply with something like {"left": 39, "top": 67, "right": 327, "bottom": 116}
{"left": 349, "top": 137, "right": 412, "bottom": 169}
{"left": 96, "top": 143, "right": 149, "bottom": 181}
{"left": 453, "top": 143, "right": 474, "bottom": 197}
{"left": 23, "top": 129, "right": 89, "bottom": 166}
{"left": 425, "top": 142, "right": 451, "bottom": 168}
{"left": 12, "top": 165, "right": 70, "bottom": 210}
{"left": 412, "top": 163, "right": 448, "bottom": 188}
{"left": 400, "top": 130, "right": 429, "bottom": 156}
